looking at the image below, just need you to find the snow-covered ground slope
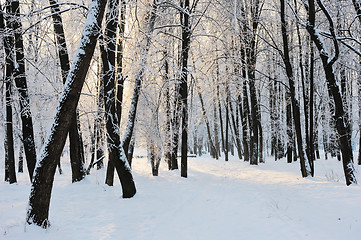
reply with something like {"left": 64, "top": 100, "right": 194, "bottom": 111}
{"left": 1, "top": 154, "right": 361, "bottom": 240}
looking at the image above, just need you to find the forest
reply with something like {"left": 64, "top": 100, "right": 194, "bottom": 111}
{"left": 1, "top": 0, "right": 361, "bottom": 234}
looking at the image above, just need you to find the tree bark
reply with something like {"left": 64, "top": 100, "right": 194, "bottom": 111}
{"left": 122, "top": 0, "right": 158, "bottom": 158}
{"left": 49, "top": 0, "right": 86, "bottom": 183}
{"left": 8, "top": 0, "right": 37, "bottom": 181}
{"left": 180, "top": 0, "right": 191, "bottom": 177}
{"left": 27, "top": 0, "right": 108, "bottom": 227}
{"left": 307, "top": 0, "right": 357, "bottom": 185}
{"left": 225, "top": 82, "right": 230, "bottom": 162}
{"left": 281, "top": 0, "right": 312, "bottom": 176}
{"left": 197, "top": 86, "right": 218, "bottom": 159}
{"left": 102, "top": 0, "right": 120, "bottom": 186}
{"left": 1, "top": 2, "right": 16, "bottom": 184}
{"left": 163, "top": 51, "right": 173, "bottom": 169}
{"left": 116, "top": 0, "right": 126, "bottom": 123}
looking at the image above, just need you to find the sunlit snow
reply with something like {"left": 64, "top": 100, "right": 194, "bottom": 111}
{"left": 1, "top": 152, "right": 360, "bottom": 240}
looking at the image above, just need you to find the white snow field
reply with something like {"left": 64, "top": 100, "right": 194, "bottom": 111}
{"left": 1, "top": 153, "right": 361, "bottom": 240}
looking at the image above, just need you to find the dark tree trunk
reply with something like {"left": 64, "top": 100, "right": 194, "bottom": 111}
{"left": 26, "top": 0, "right": 108, "bottom": 227}
{"left": 281, "top": 0, "right": 311, "bottom": 176}
{"left": 86, "top": 122, "right": 96, "bottom": 174}
{"left": 307, "top": 0, "right": 357, "bottom": 185}
{"left": 163, "top": 52, "right": 173, "bottom": 169}
{"left": 122, "top": 0, "right": 158, "bottom": 159}
{"left": 116, "top": 0, "right": 126, "bottom": 123}
{"left": 225, "top": 83, "right": 229, "bottom": 162}
{"left": 248, "top": 72, "right": 258, "bottom": 165}
{"left": 127, "top": 136, "right": 135, "bottom": 167}
{"left": 148, "top": 138, "right": 161, "bottom": 176}
{"left": 9, "top": 0, "right": 37, "bottom": 181}
{"left": 96, "top": 76, "right": 105, "bottom": 170}
{"left": 197, "top": 87, "right": 218, "bottom": 159}
{"left": 230, "top": 97, "right": 242, "bottom": 160}
{"left": 217, "top": 84, "right": 225, "bottom": 154}
{"left": 257, "top": 92, "right": 264, "bottom": 163}
{"left": 1, "top": 3, "right": 16, "bottom": 184}
{"left": 296, "top": 7, "right": 310, "bottom": 167}
{"left": 213, "top": 95, "right": 221, "bottom": 158}
{"left": 240, "top": 46, "right": 250, "bottom": 162}
{"left": 180, "top": 0, "right": 191, "bottom": 178}
{"left": 309, "top": 39, "right": 315, "bottom": 170}
{"left": 170, "top": 93, "right": 180, "bottom": 170}
{"left": 4, "top": 54, "right": 16, "bottom": 184}
{"left": 245, "top": 0, "right": 262, "bottom": 166}
{"left": 286, "top": 91, "right": 293, "bottom": 163}
{"left": 69, "top": 114, "right": 86, "bottom": 182}
{"left": 18, "top": 144, "right": 24, "bottom": 173}
{"left": 105, "top": 0, "right": 158, "bottom": 184}
{"left": 102, "top": 0, "right": 120, "bottom": 186}
{"left": 49, "top": 0, "right": 86, "bottom": 183}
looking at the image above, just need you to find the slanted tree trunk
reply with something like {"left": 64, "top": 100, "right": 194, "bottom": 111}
{"left": 307, "top": 0, "right": 357, "bottom": 185}
{"left": 122, "top": 0, "right": 158, "bottom": 157}
{"left": 8, "top": 0, "right": 37, "bottom": 181}
{"left": 26, "top": 0, "right": 109, "bottom": 227}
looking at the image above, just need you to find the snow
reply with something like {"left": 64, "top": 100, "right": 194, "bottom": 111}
{"left": 1, "top": 153, "right": 361, "bottom": 240}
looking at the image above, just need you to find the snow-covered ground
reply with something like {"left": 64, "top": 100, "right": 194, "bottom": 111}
{"left": 1, "top": 153, "right": 361, "bottom": 240}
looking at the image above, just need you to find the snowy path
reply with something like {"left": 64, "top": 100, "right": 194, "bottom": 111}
{"left": 1, "top": 155, "right": 361, "bottom": 239}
